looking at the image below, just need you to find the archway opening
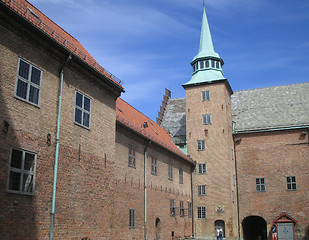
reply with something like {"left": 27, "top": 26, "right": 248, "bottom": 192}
{"left": 215, "top": 220, "right": 225, "bottom": 238}
{"left": 155, "top": 218, "right": 161, "bottom": 239}
{"left": 242, "top": 216, "right": 267, "bottom": 240}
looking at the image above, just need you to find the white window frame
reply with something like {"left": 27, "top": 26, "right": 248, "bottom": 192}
{"left": 198, "top": 185, "right": 207, "bottom": 196}
{"left": 15, "top": 58, "right": 42, "bottom": 106}
{"left": 179, "top": 201, "right": 185, "bottom": 217}
{"left": 151, "top": 157, "right": 157, "bottom": 175}
{"left": 255, "top": 177, "right": 266, "bottom": 192}
{"left": 197, "top": 206, "right": 207, "bottom": 219}
{"left": 129, "top": 209, "right": 135, "bottom": 228}
{"left": 203, "top": 114, "right": 211, "bottom": 125}
{"left": 179, "top": 168, "right": 183, "bottom": 184}
{"left": 197, "top": 140, "right": 206, "bottom": 151}
{"left": 128, "top": 146, "right": 136, "bottom": 168}
{"left": 202, "top": 90, "right": 210, "bottom": 101}
{"left": 198, "top": 163, "right": 207, "bottom": 174}
{"left": 7, "top": 147, "right": 37, "bottom": 195}
{"left": 286, "top": 176, "right": 297, "bottom": 191}
{"left": 74, "top": 91, "right": 91, "bottom": 129}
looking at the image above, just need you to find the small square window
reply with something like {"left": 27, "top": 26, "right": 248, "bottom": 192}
{"left": 203, "top": 114, "right": 211, "bottom": 125}
{"left": 197, "top": 140, "right": 206, "bottom": 151}
{"left": 15, "top": 58, "right": 42, "bottom": 106}
{"left": 197, "top": 206, "right": 207, "bottom": 219}
{"left": 198, "top": 163, "right": 207, "bottom": 174}
{"left": 256, "top": 178, "right": 266, "bottom": 192}
{"left": 198, "top": 185, "right": 207, "bottom": 196}
{"left": 74, "top": 91, "right": 91, "bottom": 128}
{"left": 151, "top": 157, "right": 157, "bottom": 175}
{"left": 202, "top": 91, "right": 210, "bottom": 101}
{"left": 179, "top": 168, "right": 183, "bottom": 184}
{"left": 286, "top": 176, "right": 297, "bottom": 190}
{"left": 129, "top": 209, "right": 135, "bottom": 228}
{"left": 128, "top": 146, "right": 136, "bottom": 168}
{"left": 7, "top": 148, "right": 37, "bottom": 195}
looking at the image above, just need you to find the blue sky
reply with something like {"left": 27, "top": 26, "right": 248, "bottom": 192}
{"left": 29, "top": 0, "right": 309, "bottom": 121}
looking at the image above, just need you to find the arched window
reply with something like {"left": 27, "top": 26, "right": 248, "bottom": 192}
{"left": 205, "top": 60, "right": 209, "bottom": 68}
{"left": 200, "top": 61, "right": 204, "bottom": 69}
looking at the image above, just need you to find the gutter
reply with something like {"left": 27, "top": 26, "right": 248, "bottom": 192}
{"left": 50, "top": 54, "right": 72, "bottom": 240}
{"left": 233, "top": 125, "right": 309, "bottom": 135}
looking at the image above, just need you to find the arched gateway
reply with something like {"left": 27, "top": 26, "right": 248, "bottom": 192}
{"left": 242, "top": 216, "right": 267, "bottom": 240}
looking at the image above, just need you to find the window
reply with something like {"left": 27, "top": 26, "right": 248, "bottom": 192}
{"left": 75, "top": 91, "right": 91, "bottom": 128}
{"left": 129, "top": 209, "right": 135, "bottom": 228}
{"left": 211, "top": 60, "right": 215, "bottom": 68}
{"left": 188, "top": 202, "right": 192, "bottom": 218}
{"left": 205, "top": 60, "right": 209, "bottom": 68}
{"left": 151, "top": 157, "right": 157, "bottom": 175}
{"left": 256, "top": 178, "right": 266, "bottom": 192}
{"left": 179, "top": 168, "right": 183, "bottom": 184}
{"left": 203, "top": 114, "right": 211, "bottom": 125}
{"left": 168, "top": 164, "right": 173, "bottom": 180}
{"left": 232, "top": 191, "right": 235, "bottom": 203}
{"left": 128, "top": 146, "right": 136, "bottom": 168}
{"left": 197, "top": 140, "right": 206, "bottom": 151}
{"left": 200, "top": 61, "right": 204, "bottom": 69}
{"left": 216, "top": 61, "right": 219, "bottom": 69}
{"left": 170, "top": 199, "right": 175, "bottom": 216}
{"left": 197, "top": 206, "right": 207, "bottom": 219}
{"left": 180, "top": 201, "right": 184, "bottom": 217}
{"left": 15, "top": 58, "right": 42, "bottom": 106}
{"left": 198, "top": 163, "right": 207, "bottom": 174}
{"left": 202, "top": 90, "right": 210, "bottom": 101}
{"left": 198, "top": 185, "right": 207, "bottom": 196}
{"left": 231, "top": 149, "right": 234, "bottom": 160}
{"left": 286, "top": 176, "right": 297, "bottom": 190}
{"left": 7, "top": 148, "right": 37, "bottom": 195}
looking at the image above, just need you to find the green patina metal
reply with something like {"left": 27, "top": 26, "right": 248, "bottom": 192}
{"left": 183, "top": 5, "right": 226, "bottom": 87}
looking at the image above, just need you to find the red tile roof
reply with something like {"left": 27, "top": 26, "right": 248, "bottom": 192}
{"left": 1, "top": 0, "right": 123, "bottom": 90}
{"left": 116, "top": 98, "right": 193, "bottom": 164}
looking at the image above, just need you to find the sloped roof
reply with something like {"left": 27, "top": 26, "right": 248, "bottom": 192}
{"left": 1, "top": 0, "right": 123, "bottom": 90}
{"left": 161, "top": 82, "right": 309, "bottom": 136}
{"left": 232, "top": 82, "right": 309, "bottom": 133}
{"left": 116, "top": 98, "right": 193, "bottom": 164}
{"left": 161, "top": 98, "right": 186, "bottom": 137}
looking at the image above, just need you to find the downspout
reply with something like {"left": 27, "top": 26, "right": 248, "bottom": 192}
{"left": 144, "top": 141, "right": 151, "bottom": 240}
{"left": 190, "top": 162, "right": 195, "bottom": 237}
{"left": 50, "top": 54, "right": 72, "bottom": 240}
{"left": 233, "top": 135, "right": 241, "bottom": 240}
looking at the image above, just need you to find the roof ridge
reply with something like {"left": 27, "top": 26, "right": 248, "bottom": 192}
{"left": 233, "top": 82, "right": 309, "bottom": 94}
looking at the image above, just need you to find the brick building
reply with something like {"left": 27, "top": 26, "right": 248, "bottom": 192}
{"left": 160, "top": 5, "right": 309, "bottom": 240}
{"left": 1, "top": 0, "right": 308, "bottom": 240}
{"left": 0, "top": 0, "right": 194, "bottom": 239}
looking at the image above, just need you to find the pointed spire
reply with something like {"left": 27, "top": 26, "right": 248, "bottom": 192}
{"left": 194, "top": 5, "right": 220, "bottom": 61}
{"left": 183, "top": 4, "right": 226, "bottom": 87}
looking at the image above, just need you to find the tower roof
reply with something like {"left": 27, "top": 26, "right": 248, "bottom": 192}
{"left": 183, "top": 5, "right": 227, "bottom": 87}
{"left": 193, "top": 6, "right": 220, "bottom": 61}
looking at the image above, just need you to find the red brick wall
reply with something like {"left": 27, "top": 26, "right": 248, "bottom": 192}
{"left": 235, "top": 129, "right": 309, "bottom": 239}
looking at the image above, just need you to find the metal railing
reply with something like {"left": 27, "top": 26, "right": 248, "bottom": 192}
{"left": 3, "top": 0, "right": 123, "bottom": 86}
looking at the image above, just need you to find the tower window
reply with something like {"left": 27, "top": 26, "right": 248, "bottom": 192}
{"left": 205, "top": 60, "right": 209, "bottom": 68}
{"left": 197, "top": 206, "right": 207, "bottom": 219}
{"left": 198, "top": 163, "right": 207, "bottom": 174}
{"left": 211, "top": 60, "right": 215, "bottom": 68}
{"left": 197, "top": 140, "right": 206, "bottom": 151}
{"left": 216, "top": 61, "right": 219, "bottom": 69}
{"left": 203, "top": 114, "right": 211, "bottom": 125}
{"left": 200, "top": 61, "right": 204, "bottom": 69}
{"left": 198, "top": 185, "right": 207, "bottom": 195}
{"left": 202, "top": 90, "right": 210, "bottom": 101}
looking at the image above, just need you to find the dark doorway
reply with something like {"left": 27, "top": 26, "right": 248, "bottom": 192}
{"left": 215, "top": 220, "right": 225, "bottom": 238}
{"left": 242, "top": 216, "right": 267, "bottom": 240}
{"left": 155, "top": 218, "right": 161, "bottom": 239}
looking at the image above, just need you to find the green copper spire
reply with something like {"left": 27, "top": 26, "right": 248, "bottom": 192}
{"left": 183, "top": 5, "right": 226, "bottom": 87}
{"left": 194, "top": 6, "right": 220, "bottom": 60}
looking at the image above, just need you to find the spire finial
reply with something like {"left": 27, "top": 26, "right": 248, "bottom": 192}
{"left": 203, "top": 0, "right": 205, "bottom": 8}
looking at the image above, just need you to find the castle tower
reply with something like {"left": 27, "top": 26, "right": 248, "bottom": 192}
{"left": 183, "top": 6, "right": 238, "bottom": 239}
